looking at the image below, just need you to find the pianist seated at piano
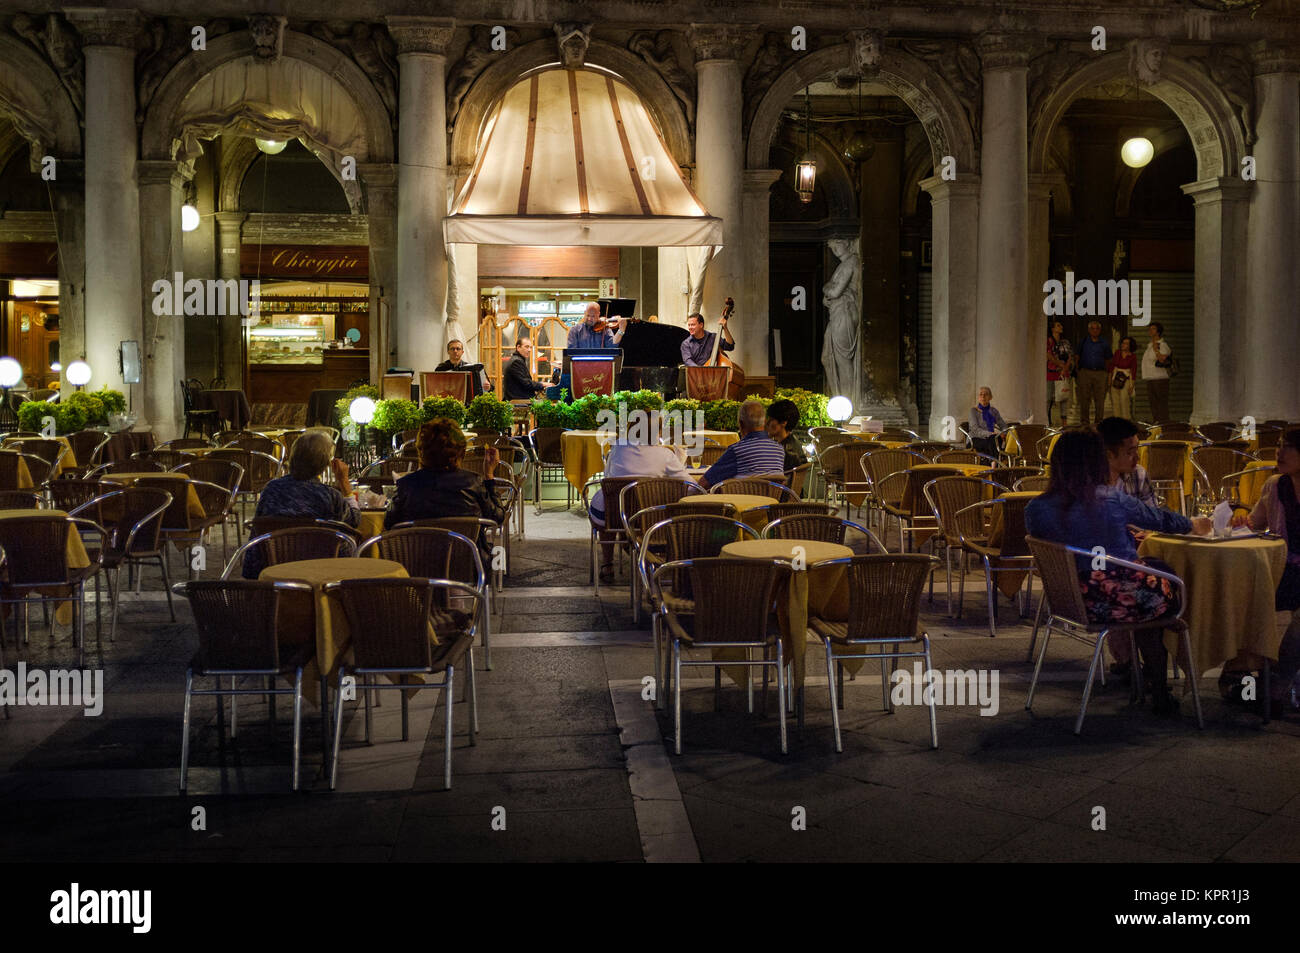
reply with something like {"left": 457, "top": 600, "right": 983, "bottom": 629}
{"left": 504, "top": 339, "right": 547, "bottom": 401}
{"left": 680, "top": 310, "right": 734, "bottom": 367}
{"left": 568, "top": 302, "right": 626, "bottom": 349}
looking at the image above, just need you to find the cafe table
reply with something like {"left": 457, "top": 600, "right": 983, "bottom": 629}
{"left": 677, "top": 493, "right": 778, "bottom": 532}
{"left": 260, "top": 557, "right": 409, "bottom": 706}
{"left": 358, "top": 508, "right": 387, "bottom": 540}
{"left": 717, "top": 538, "right": 853, "bottom": 692}
{"left": 0, "top": 508, "right": 90, "bottom": 626}
{"left": 561, "top": 429, "right": 617, "bottom": 493}
{"left": 0, "top": 453, "right": 34, "bottom": 490}
{"left": 100, "top": 472, "right": 206, "bottom": 521}
{"left": 983, "top": 490, "right": 1040, "bottom": 597}
{"left": 1138, "top": 532, "right": 1287, "bottom": 678}
{"left": 3, "top": 435, "right": 77, "bottom": 477}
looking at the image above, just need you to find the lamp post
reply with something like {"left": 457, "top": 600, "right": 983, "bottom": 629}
{"left": 827, "top": 395, "right": 853, "bottom": 425}
{"left": 66, "top": 360, "right": 92, "bottom": 391}
{"left": 349, "top": 396, "right": 377, "bottom": 470}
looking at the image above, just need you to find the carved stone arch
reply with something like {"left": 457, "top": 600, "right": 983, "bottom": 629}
{"left": 0, "top": 33, "right": 81, "bottom": 160}
{"left": 1029, "top": 54, "right": 1246, "bottom": 180}
{"left": 449, "top": 38, "right": 692, "bottom": 170}
{"left": 747, "top": 44, "right": 978, "bottom": 175}
{"left": 901, "top": 139, "right": 934, "bottom": 217}
{"left": 218, "top": 135, "right": 261, "bottom": 213}
{"left": 140, "top": 29, "right": 395, "bottom": 180}
{"left": 1114, "top": 126, "right": 1192, "bottom": 217}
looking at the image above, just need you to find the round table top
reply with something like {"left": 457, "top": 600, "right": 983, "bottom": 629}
{"left": 0, "top": 507, "right": 68, "bottom": 521}
{"left": 1142, "top": 532, "right": 1286, "bottom": 555}
{"left": 997, "top": 490, "right": 1042, "bottom": 501}
{"left": 679, "top": 493, "right": 776, "bottom": 512}
{"left": 103, "top": 471, "right": 188, "bottom": 481}
{"left": 260, "top": 557, "right": 408, "bottom": 586}
{"left": 722, "top": 539, "right": 853, "bottom": 563}
{"left": 912, "top": 462, "right": 986, "bottom": 474}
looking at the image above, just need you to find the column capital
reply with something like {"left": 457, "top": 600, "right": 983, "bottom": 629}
{"left": 136, "top": 159, "right": 187, "bottom": 190}
{"left": 1250, "top": 40, "right": 1300, "bottom": 75}
{"left": 214, "top": 210, "right": 248, "bottom": 229}
{"left": 1181, "top": 176, "right": 1253, "bottom": 204}
{"left": 976, "top": 32, "right": 1037, "bottom": 71}
{"left": 743, "top": 168, "right": 782, "bottom": 193}
{"left": 1027, "top": 170, "right": 1067, "bottom": 199}
{"left": 358, "top": 162, "right": 399, "bottom": 190}
{"left": 65, "top": 8, "right": 141, "bottom": 48}
{"left": 919, "top": 175, "right": 981, "bottom": 200}
{"left": 385, "top": 17, "right": 456, "bottom": 57}
{"left": 688, "top": 24, "right": 749, "bottom": 63}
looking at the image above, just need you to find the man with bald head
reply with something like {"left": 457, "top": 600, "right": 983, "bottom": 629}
{"left": 566, "top": 301, "right": 626, "bottom": 350}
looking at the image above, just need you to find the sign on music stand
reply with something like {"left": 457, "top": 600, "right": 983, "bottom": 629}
{"left": 562, "top": 348, "right": 622, "bottom": 398}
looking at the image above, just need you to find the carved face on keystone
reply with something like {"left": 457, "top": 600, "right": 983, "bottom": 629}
{"left": 1131, "top": 39, "right": 1167, "bottom": 86}
{"left": 854, "top": 31, "right": 883, "bottom": 73}
{"left": 249, "top": 15, "right": 285, "bottom": 61}
{"left": 555, "top": 23, "right": 591, "bottom": 69}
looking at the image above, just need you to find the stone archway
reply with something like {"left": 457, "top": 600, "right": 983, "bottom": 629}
{"left": 1028, "top": 53, "right": 1251, "bottom": 422}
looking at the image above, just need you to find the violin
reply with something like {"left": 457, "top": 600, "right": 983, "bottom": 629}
{"left": 591, "top": 315, "right": 634, "bottom": 334}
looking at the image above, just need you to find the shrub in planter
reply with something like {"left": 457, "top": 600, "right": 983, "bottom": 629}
{"left": 466, "top": 393, "right": 515, "bottom": 432}
{"left": 613, "top": 389, "right": 664, "bottom": 413}
{"left": 65, "top": 391, "right": 107, "bottom": 427}
{"left": 92, "top": 388, "right": 127, "bottom": 417}
{"left": 774, "top": 387, "right": 831, "bottom": 429}
{"left": 370, "top": 398, "right": 424, "bottom": 436}
{"left": 567, "top": 392, "right": 617, "bottom": 430}
{"left": 530, "top": 395, "right": 573, "bottom": 430}
{"left": 421, "top": 396, "right": 467, "bottom": 426}
{"left": 701, "top": 399, "right": 741, "bottom": 432}
{"left": 17, "top": 400, "right": 87, "bottom": 434}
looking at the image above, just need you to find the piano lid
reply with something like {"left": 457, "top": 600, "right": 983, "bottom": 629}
{"left": 620, "top": 319, "right": 688, "bottom": 368}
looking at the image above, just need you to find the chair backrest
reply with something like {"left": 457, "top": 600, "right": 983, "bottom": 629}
{"left": 1141, "top": 440, "right": 1191, "bottom": 481}
{"left": 20, "top": 453, "right": 53, "bottom": 485}
{"left": 763, "top": 514, "right": 886, "bottom": 553}
{"left": 48, "top": 479, "right": 110, "bottom": 513}
{"left": 1154, "top": 422, "right": 1198, "bottom": 439}
{"left": 161, "top": 438, "right": 213, "bottom": 451}
{"left": 14, "top": 438, "right": 65, "bottom": 467}
{"left": 627, "top": 502, "right": 739, "bottom": 550}
{"left": 1192, "top": 447, "right": 1254, "bottom": 498}
{"left": 644, "top": 514, "right": 757, "bottom": 565}
{"left": 976, "top": 466, "right": 1044, "bottom": 490}
{"left": 748, "top": 501, "right": 835, "bottom": 527}
{"left": 0, "top": 490, "right": 41, "bottom": 509}
{"left": 904, "top": 441, "right": 955, "bottom": 461}
{"left": 365, "top": 454, "right": 421, "bottom": 478}
{"left": 1025, "top": 536, "right": 1091, "bottom": 628}
{"left": 247, "top": 515, "right": 363, "bottom": 543}
{"left": 359, "top": 527, "right": 485, "bottom": 607}
{"left": 227, "top": 435, "right": 281, "bottom": 460}
{"left": 232, "top": 526, "right": 358, "bottom": 574}
{"left": 215, "top": 429, "right": 258, "bottom": 445}
{"left": 830, "top": 554, "right": 937, "bottom": 642}
{"left": 134, "top": 449, "right": 196, "bottom": 471}
{"left": 786, "top": 462, "right": 812, "bottom": 498}
{"left": 934, "top": 449, "right": 993, "bottom": 466}
{"left": 175, "top": 579, "right": 310, "bottom": 671}
{"left": 1254, "top": 446, "right": 1279, "bottom": 462}
{"left": 878, "top": 428, "right": 920, "bottom": 442}
{"left": 179, "top": 378, "right": 198, "bottom": 413}
{"left": 1014, "top": 474, "right": 1052, "bottom": 492}
{"left": 598, "top": 476, "right": 641, "bottom": 532}
{"left": 176, "top": 458, "right": 245, "bottom": 494}
{"left": 95, "top": 487, "right": 171, "bottom": 556}
{"left": 809, "top": 427, "right": 846, "bottom": 443}
{"left": 698, "top": 444, "right": 726, "bottom": 466}
{"left": 1197, "top": 421, "right": 1239, "bottom": 443}
{"left": 860, "top": 449, "right": 928, "bottom": 488}
{"left": 326, "top": 578, "right": 463, "bottom": 670}
{"left": 1005, "top": 424, "right": 1050, "bottom": 464}
{"left": 100, "top": 458, "right": 163, "bottom": 474}
{"left": 66, "top": 430, "right": 111, "bottom": 465}
{"left": 668, "top": 557, "right": 786, "bottom": 643}
{"left": 241, "top": 450, "right": 283, "bottom": 489}
{"left": 620, "top": 478, "right": 704, "bottom": 522}
{"left": 989, "top": 495, "right": 1034, "bottom": 558}
{"left": 0, "top": 514, "right": 74, "bottom": 586}
{"left": 711, "top": 477, "right": 794, "bottom": 500}
{"left": 923, "top": 476, "right": 1003, "bottom": 540}
{"left": 0, "top": 450, "right": 27, "bottom": 490}
{"left": 528, "top": 427, "right": 566, "bottom": 466}
{"left": 137, "top": 477, "right": 197, "bottom": 530}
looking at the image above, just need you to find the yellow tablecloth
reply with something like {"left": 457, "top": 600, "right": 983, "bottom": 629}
{"left": 1236, "top": 461, "right": 1275, "bottom": 508}
{"left": 561, "top": 430, "right": 616, "bottom": 492}
{"left": 3, "top": 436, "right": 76, "bottom": 477}
{"left": 717, "top": 539, "right": 853, "bottom": 689}
{"left": 679, "top": 493, "right": 777, "bottom": 532}
{"left": 684, "top": 430, "right": 740, "bottom": 449}
{"left": 0, "top": 455, "right": 34, "bottom": 490}
{"left": 359, "top": 509, "right": 386, "bottom": 541}
{"left": 101, "top": 473, "right": 206, "bottom": 521}
{"left": 984, "top": 490, "right": 1040, "bottom": 596}
{"left": 1138, "top": 533, "right": 1287, "bottom": 677}
{"left": 0, "top": 508, "right": 90, "bottom": 625}
{"left": 260, "top": 557, "right": 409, "bottom": 705}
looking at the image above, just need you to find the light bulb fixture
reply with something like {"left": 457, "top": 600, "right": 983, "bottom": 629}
{"left": 827, "top": 395, "right": 853, "bottom": 423}
{"left": 796, "top": 85, "right": 816, "bottom": 204}
{"left": 349, "top": 396, "right": 376, "bottom": 425}
{"left": 0, "top": 357, "right": 22, "bottom": 388}
{"left": 66, "top": 359, "right": 92, "bottom": 388}
{"left": 842, "top": 77, "right": 875, "bottom": 164}
{"left": 181, "top": 203, "right": 200, "bottom": 232}
{"left": 256, "top": 137, "right": 288, "bottom": 155}
{"left": 1121, "top": 137, "right": 1154, "bottom": 168}
{"left": 50, "top": 361, "right": 61, "bottom": 373}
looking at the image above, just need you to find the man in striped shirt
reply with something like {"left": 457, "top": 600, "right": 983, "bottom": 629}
{"left": 700, "top": 399, "right": 787, "bottom": 489}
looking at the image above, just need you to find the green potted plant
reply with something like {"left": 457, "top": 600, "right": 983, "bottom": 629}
{"left": 466, "top": 393, "right": 515, "bottom": 434}
{"left": 17, "top": 400, "right": 88, "bottom": 435}
{"left": 370, "top": 398, "right": 424, "bottom": 437}
{"left": 334, "top": 384, "right": 380, "bottom": 430}
{"left": 568, "top": 392, "right": 617, "bottom": 430}
{"left": 65, "top": 391, "right": 107, "bottom": 428}
{"left": 701, "top": 399, "right": 741, "bottom": 432}
{"left": 421, "top": 395, "right": 467, "bottom": 427}
{"left": 530, "top": 394, "right": 573, "bottom": 430}
{"left": 774, "top": 387, "right": 831, "bottom": 428}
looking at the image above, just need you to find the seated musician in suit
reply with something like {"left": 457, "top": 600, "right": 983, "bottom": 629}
{"left": 567, "top": 302, "right": 626, "bottom": 349}
{"left": 680, "top": 311, "right": 734, "bottom": 367}
{"left": 434, "top": 339, "right": 469, "bottom": 371}
{"left": 504, "top": 339, "right": 547, "bottom": 400}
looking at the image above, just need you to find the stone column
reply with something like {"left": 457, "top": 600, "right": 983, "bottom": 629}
{"left": 689, "top": 25, "right": 758, "bottom": 372}
{"left": 742, "top": 169, "right": 780, "bottom": 376}
{"left": 137, "top": 160, "right": 186, "bottom": 440}
{"left": 214, "top": 212, "right": 247, "bottom": 388}
{"left": 68, "top": 10, "right": 143, "bottom": 405}
{"left": 860, "top": 122, "right": 905, "bottom": 410}
{"left": 1026, "top": 172, "right": 1063, "bottom": 426}
{"left": 49, "top": 162, "right": 86, "bottom": 392}
{"left": 920, "top": 175, "right": 981, "bottom": 438}
{"left": 387, "top": 17, "right": 455, "bottom": 378}
{"left": 1182, "top": 178, "right": 1251, "bottom": 423}
{"left": 1244, "top": 43, "right": 1300, "bottom": 421}
{"left": 360, "top": 162, "right": 398, "bottom": 384}
{"left": 975, "top": 35, "right": 1031, "bottom": 421}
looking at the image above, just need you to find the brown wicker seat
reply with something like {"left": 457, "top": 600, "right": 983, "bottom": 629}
{"left": 1025, "top": 536, "right": 1203, "bottom": 734}
{"left": 48, "top": 479, "right": 110, "bottom": 513}
{"left": 322, "top": 577, "right": 483, "bottom": 789}
{"left": 1141, "top": 440, "right": 1192, "bottom": 513}
{"left": 859, "top": 448, "right": 927, "bottom": 528}
{"left": 762, "top": 513, "right": 886, "bottom": 555}
{"left": 785, "top": 462, "right": 813, "bottom": 498}
{"left": 133, "top": 449, "right": 197, "bottom": 471}
{"left": 808, "top": 554, "right": 940, "bottom": 751}
{"left": 1014, "top": 474, "right": 1051, "bottom": 492}
{"left": 1001, "top": 424, "right": 1051, "bottom": 466}
{"left": 711, "top": 476, "right": 795, "bottom": 500}
{"left": 175, "top": 458, "right": 246, "bottom": 544}
{"left": 619, "top": 478, "right": 708, "bottom": 620}
{"left": 173, "top": 578, "right": 316, "bottom": 791}
{"left": 223, "top": 526, "right": 359, "bottom": 579}
{"left": 819, "top": 442, "right": 874, "bottom": 515}
{"left": 747, "top": 501, "right": 835, "bottom": 529}
{"left": 0, "top": 512, "right": 104, "bottom": 666}
{"left": 359, "top": 526, "right": 492, "bottom": 668}
{"left": 877, "top": 464, "right": 962, "bottom": 553}
{"left": 528, "top": 426, "right": 570, "bottom": 512}
{"left": 66, "top": 430, "right": 111, "bottom": 466}
{"left": 71, "top": 487, "right": 174, "bottom": 639}
{"left": 904, "top": 441, "right": 957, "bottom": 461}
{"left": 0, "top": 490, "right": 41, "bottom": 509}
{"left": 973, "top": 466, "right": 1044, "bottom": 491}
{"left": 698, "top": 444, "right": 726, "bottom": 466}
{"left": 12, "top": 438, "right": 68, "bottom": 470}
{"left": 653, "top": 556, "right": 789, "bottom": 753}
{"left": 934, "top": 449, "right": 996, "bottom": 466}
{"left": 954, "top": 493, "right": 1038, "bottom": 637}
{"left": 922, "top": 476, "right": 1003, "bottom": 613}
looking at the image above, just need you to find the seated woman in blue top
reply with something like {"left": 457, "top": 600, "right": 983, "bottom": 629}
{"left": 1025, "top": 429, "right": 1212, "bottom": 713}
{"left": 967, "top": 387, "right": 1007, "bottom": 457}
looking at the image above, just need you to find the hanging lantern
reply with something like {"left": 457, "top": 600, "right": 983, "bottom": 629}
{"left": 795, "top": 85, "right": 816, "bottom": 204}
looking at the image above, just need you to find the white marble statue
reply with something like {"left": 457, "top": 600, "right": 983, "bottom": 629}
{"left": 821, "top": 237, "right": 861, "bottom": 408}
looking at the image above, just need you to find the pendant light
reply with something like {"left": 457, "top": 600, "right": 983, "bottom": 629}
{"left": 795, "top": 85, "right": 816, "bottom": 203}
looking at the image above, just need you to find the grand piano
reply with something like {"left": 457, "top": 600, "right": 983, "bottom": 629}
{"left": 616, "top": 319, "right": 689, "bottom": 397}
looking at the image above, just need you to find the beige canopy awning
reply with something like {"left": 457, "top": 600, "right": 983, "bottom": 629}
{"left": 444, "top": 67, "right": 722, "bottom": 247}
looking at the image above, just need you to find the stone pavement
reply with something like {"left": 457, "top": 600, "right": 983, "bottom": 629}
{"left": 1, "top": 506, "right": 1298, "bottom": 863}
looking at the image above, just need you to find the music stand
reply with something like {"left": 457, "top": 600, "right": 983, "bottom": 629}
{"left": 563, "top": 348, "right": 622, "bottom": 398}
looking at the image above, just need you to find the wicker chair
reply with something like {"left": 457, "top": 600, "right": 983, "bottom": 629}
{"left": 1140, "top": 440, "right": 1193, "bottom": 513}
{"left": 98, "top": 458, "right": 164, "bottom": 475}
{"left": 973, "top": 466, "right": 1043, "bottom": 491}
{"left": 48, "top": 479, "right": 110, "bottom": 513}
{"left": 0, "top": 490, "right": 41, "bottom": 509}
{"left": 133, "top": 449, "right": 197, "bottom": 471}
{"left": 361, "top": 454, "right": 421, "bottom": 479}
{"left": 1152, "top": 422, "right": 1200, "bottom": 441}
{"left": 653, "top": 556, "right": 789, "bottom": 754}
{"left": 808, "top": 553, "right": 939, "bottom": 751}
{"left": 785, "top": 462, "right": 813, "bottom": 499}
{"left": 876, "top": 464, "right": 962, "bottom": 553}
{"left": 180, "top": 380, "right": 219, "bottom": 439}
{"left": 528, "top": 426, "right": 570, "bottom": 512}
{"left": 226, "top": 435, "right": 283, "bottom": 462}
{"left": 859, "top": 449, "right": 928, "bottom": 530}
{"left": 762, "top": 514, "right": 886, "bottom": 555}
{"left": 173, "top": 579, "right": 316, "bottom": 791}
{"left": 358, "top": 526, "right": 492, "bottom": 669}
{"left": 244, "top": 515, "right": 363, "bottom": 546}
{"left": 1002, "top": 424, "right": 1051, "bottom": 466}
{"left": 922, "top": 476, "right": 1003, "bottom": 613}
{"left": 1024, "top": 536, "right": 1204, "bottom": 734}
{"left": 136, "top": 476, "right": 233, "bottom": 576}
{"left": 14, "top": 438, "right": 69, "bottom": 471}
{"left": 323, "top": 578, "right": 482, "bottom": 790}
{"left": 904, "top": 441, "right": 957, "bottom": 461}
{"left": 159, "top": 438, "right": 214, "bottom": 452}
{"left": 1014, "top": 474, "right": 1052, "bottom": 492}
{"left": 0, "top": 513, "right": 103, "bottom": 666}
{"left": 222, "top": 526, "right": 358, "bottom": 579}
{"left": 934, "top": 449, "right": 996, "bottom": 466}
{"left": 698, "top": 444, "right": 727, "bottom": 466}
{"left": 581, "top": 476, "right": 640, "bottom": 593}
{"left": 390, "top": 515, "right": 506, "bottom": 598}
{"left": 66, "top": 430, "right": 111, "bottom": 466}
{"left": 954, "top": 493, "right": 1038, "bottom": 637}
{"left": 747, "top": 501, "right": 835, "bottom": 529}
{"left": 619, "top": 478, "right": 708, "bottom": 619}
{"left": 1190, "top": 447, "right": 1256, "bottom": 513}
{"left": 175, "top": 458, "right": 246, "bottom": 544}
{"left": 711, "top": 477, "right": 795, "bottom": 501}
{"left": 1197, "top": 421, "right": 1240, "bottom": 443}
{"left": 877, "top": 428, "right": 920, "bottom": 442}
{"left": 0, "top": 450, "right": 34, "bottom": 492}
{"left": 818, "top": 442, "right": 873, "bottom": 515}
{"left": 20, "top": 453, "right": 54, "bottom": 487}
{"left": 71, "top": 487, "right": 174, "bottom": 640}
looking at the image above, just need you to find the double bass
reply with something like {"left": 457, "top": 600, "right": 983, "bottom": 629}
{"left": 707, "top": 296, "right": 745, "bottom": 400}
